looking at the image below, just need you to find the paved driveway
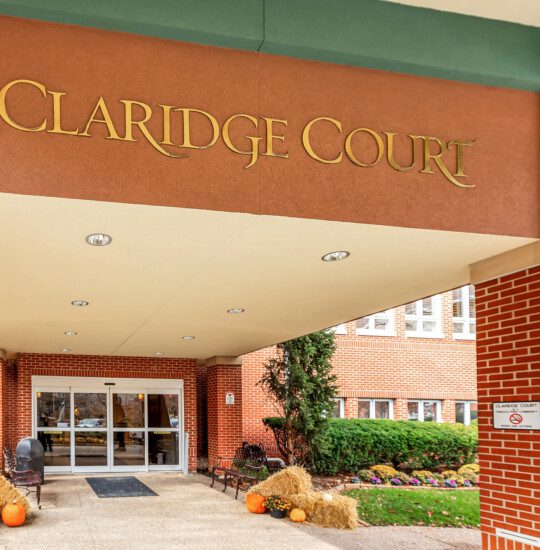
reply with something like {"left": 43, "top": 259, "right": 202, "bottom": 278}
{"left": 0, "top": 473, "right": 481, "bottom": 549}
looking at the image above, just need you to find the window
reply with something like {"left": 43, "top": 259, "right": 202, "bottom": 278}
{"left": 407, "top": 400, "right": 441, "bottom": 422}
{"left": 452, "top": 285, "right": 476, "bottom": 340}
{"left": 332, "top": 398, "right": 345, "bottom": 418}
{"left": 404, "top": 296, "right": 443, "bottom": 338}
{"left": 357, "top": 399, "right": 393, "bottom": 419}
{"left": 455, "top": 401, "right": 478, "bottom": 425}
{"left": 356, "top": 309, "right": 395, "bottom": 336}
{"left": 329, "top": 324, "right": 347, "bottom": 335}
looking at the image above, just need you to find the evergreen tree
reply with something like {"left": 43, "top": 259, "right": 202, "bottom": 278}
{"left": 258, "top": 330, "right": 338, "bottom": 466}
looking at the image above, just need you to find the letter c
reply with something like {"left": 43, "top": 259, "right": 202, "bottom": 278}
{"left": 302, "top": 117, "right": 342, "bottom": 164}
{"left": 0, "top": 79, "right": 47, "bottom": 132}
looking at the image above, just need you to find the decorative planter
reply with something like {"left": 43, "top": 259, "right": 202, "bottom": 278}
{"left": 269, "top": 509, "right": 286, "bottom": 519}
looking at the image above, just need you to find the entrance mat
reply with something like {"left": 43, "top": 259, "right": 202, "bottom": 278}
{"left": 86, "top": 476, "right": 158, "bottom": 498}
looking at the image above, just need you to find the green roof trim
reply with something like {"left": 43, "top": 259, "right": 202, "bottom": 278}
{"left": 0, "top": 0, "right": 539, "bottom": 91}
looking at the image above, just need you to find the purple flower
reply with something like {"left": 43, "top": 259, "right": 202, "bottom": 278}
{"left": 390, "top": 478, "right": 402, "bottom": 486}
{"left": 445, "top": 479, "right": 458, "bottom": 488}
{"left": 426, "top": 478, "right": 439, "bottom": 486}
{"left": 409, "top": 478, "right": 421, "bottom": 486}
{"left": 463, "top": 479, "right": 472, "bottom": 487}
{"left": 370, "top": 476, "right": 382, "bottom": 485}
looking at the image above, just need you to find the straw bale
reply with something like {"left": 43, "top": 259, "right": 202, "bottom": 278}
{"left": 0, "top": 475, "right": 30, "bottom": 512}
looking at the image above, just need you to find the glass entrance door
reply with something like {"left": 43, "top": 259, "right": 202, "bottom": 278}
{"left": 34, "top": 379, "right": 183, "bottom": 473}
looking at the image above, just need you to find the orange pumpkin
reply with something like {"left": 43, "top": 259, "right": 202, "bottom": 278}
{"left": 290, "top": 508, "right": 306, "bottom": 523}
{"left": 2, "top": 502, "right": 26, "bottom": 527}
{"left": 245, "top": 493, "right": 266, "bottom": 514}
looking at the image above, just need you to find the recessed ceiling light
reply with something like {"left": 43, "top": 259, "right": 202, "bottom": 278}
{"left": 154, "top": 351, "right": 164, "bottom": 356}
{"left": 61, "top": 348, "right": 71, "bottom": 352}
{"left": 227, "top": 308, "right": 245, "bottom": 314}
{"left": 71, "top": 300, "right": 89, "bottom": 307}
{"left": 182, "top": 336, "right": 195, "bottom": 340}
{"left": 86, "top": 233, "right": 112, "bottom": 246}
{"left": 64, "top": 331, "right": 77, "bottom": 336}
{"left": 322, "top": 251, "right": 350, "bottom": 262}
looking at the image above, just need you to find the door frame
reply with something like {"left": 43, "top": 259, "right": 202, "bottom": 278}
{"left": 31, "top": 376, "right": 184, "bottom": 473}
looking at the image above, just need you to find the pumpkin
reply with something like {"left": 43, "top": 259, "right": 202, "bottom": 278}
{"left": 2, "top": 502, "right": 26, "bottom": 527}
{"left": 245, "top": 493, "right": 266, "bottom": 514}
{"left": 290, "top": 508, "right": 306, "bottom": 523}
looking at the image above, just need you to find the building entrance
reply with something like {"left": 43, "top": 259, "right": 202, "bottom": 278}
{"left": 32, "top": 377, "right": 184, "bottom": 473}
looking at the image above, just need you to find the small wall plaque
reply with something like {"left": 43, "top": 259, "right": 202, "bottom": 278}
{"left": 225, "top": 393, "right": 235, "bottom": 405}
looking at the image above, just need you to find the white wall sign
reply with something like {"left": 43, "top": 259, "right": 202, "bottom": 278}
{"left": 493, "top": 402, "right": 540, "bottom": 430}
{"left": 225, "top": 393, "right": 235, "bottom": 405}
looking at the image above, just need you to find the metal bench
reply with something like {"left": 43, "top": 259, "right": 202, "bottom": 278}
{"left": 3, "top": 448, "right": 42, "bottom": 509}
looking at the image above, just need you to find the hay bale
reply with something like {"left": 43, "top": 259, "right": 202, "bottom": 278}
{"left": 0, "top": 475, "right": 30, "bottom": 512}
{"left": 309, "top": 493, "right": 358, "bottom": 530}
{"left": 249, "top": 466, "right": 312, "bottom": 497}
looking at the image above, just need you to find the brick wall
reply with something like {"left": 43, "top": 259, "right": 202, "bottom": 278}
{"left": 12, "top": 353, "right": 199, "bottom": 471}
{"left": 476, "top": 266, "right": 540, "bottom": 549}
{"left": 241, "top": 290, "right": 476, "bottom": 449}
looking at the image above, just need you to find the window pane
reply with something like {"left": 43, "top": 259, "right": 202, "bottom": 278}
{"left": 113, "top": 393, "right": 144, "bottom": 428}
{"left": 452, "top": 288, "right": 463, "bottom": 317}
{"left": 470, "top": 402, "right": 478, "bottom": 422}
{"left": 422, "top": 320, "right": 436, "bottom": 332}
{"left": 405, "top": 320, "right": 417, "bottom": 332}
{"left": 455, "top": 402, "right": 465, "bottom": 424}
{"left": 422, "top": 298, "right": 433, "bottom": 315}
{"left": 148, "top": 394, "right": 179, "bottom": 428}
{"left": 75, "top": 431, "right": 108, "bottom": 466}
{"left": 375, "top": 401, "right": 390, "bottom": 419}
{"left": 149, "top": 432, "right": 179, "bottom": 466}
{"left": 332, "top": 399, "right": 342, "bottom": 418}
{"left": 407, "top": 402, "right": 419, "bottom": 420}
{"left": 470, "top": 322, "right": 476, "bottom": 334}
{"left": 39, "top": 431, "right": 71, "bottom": 466}
{"left": 113, "top": 431, "right": 145, "bottom": 466}
{"left": 74, "top": 393, "right": 107, "bottom": 427}
{"left": 469, "top": 286, "right": 476, "bottom": 318}
{"left": 374, "top": 318, "right": 388, "bottom": 330}
{"left": 423, "top": 401, "right": 437, "bottom": 422}
{"left": 356, "top": 317, "right": 369, "bottom": 330}
{"left": 37, "top": 392, "right": 70, "bottom": 428}
{"left": 405, "top": 302, "right": 416, "bottom": 315}
{"left": 358, "top": 400, "right": 370, "bottom": 419}
{"left": 453, "top": 322, "right": 464, "bottom": 334}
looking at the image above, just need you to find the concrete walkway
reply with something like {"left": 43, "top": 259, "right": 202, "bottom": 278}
{"left": 0, "top": 473, "right": 481, "bottom": 549}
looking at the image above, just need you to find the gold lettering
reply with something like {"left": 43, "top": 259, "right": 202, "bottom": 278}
{"left": 120, "top": 99, "right": 185, "bottom": 158}
{"left": 47, "top": 91, "right": 78, "bottom": 135}
{"left": 385, "top": 132, "right": 416, "bottom": 172}
{"left": 0, "top": 79, "right": 47, "bottom": 132}
{"left": 80, "top": 97, "right": 121, "bottom": 139}
{"left": 261, "top": 117, "right": 288, "bottom": 158}
{"left": 222, "top": 113, "right": 261, "bottom": 168}
{"left": 302, "top": 117, "right": 342, "bottom": 164}
{"left": 448, "top": 139, "right": 476, "bottom": 178}
{"left": 175, "top": 108, "right": 219, "bottom": 149}
{"left": 411, "top": 135, "right": 474, "bottom": 188}
{"left": 159, "top": 104, "right": 175, "bottom": 145}
{"left": 345, "top": 127, "right": 383, "bottom": 167}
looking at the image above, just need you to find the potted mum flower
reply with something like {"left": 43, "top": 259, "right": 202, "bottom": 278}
{"left": 370, "top": 476, "right": 382, "bottom": 485}
{"left": 390, "top": 478, "right": 402, "bottom": 486}
{"left": 265, "top": 495, "right": 292, "bottom": 519}
{"left": 409, "top": 478, "right": 421, "bottom": 486}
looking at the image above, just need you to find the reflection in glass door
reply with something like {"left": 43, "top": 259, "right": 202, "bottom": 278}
{"left": 148, "top": 392, "right": 180, "bottom": 469}
{"left": 112, "top": 392, "right": 146, "bottom": 470}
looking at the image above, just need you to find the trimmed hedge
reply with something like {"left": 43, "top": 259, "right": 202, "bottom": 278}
{"left": 312, "top": 419, "right": 478, "bottom": 474}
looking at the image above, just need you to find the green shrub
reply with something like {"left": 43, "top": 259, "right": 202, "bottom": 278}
{"left": 312, "top": 419, "right": 478, "bottom": 475}
{"left": 357, "top": 469, "right": 373, "bottom": 482}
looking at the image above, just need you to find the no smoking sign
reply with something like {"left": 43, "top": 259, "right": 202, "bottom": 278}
{"left": 493, "top": 402, "right": 540, "bottom": 430}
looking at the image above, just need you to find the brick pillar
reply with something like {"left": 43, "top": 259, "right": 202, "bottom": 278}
{"left": 344, "top": 397, "right": 357, "bottom": 418}
{"left": 206, "top": 356, "right": 243, "bottom": 469}
{"left": 476, "top": 266, "right": 540, "bottom": 549}
{"left": 0, "top": 350, "right": 5, "bottom": 464}
{"left": 394, "top": 398, "right": 409, "bottom": 420}
{"left": 441, "top": 399, "right": 455, "bottom": 423}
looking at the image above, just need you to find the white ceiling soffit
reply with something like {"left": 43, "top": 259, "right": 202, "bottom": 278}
{"left": 0, "top": 192, "right": 535, "bottom": 359}
{"left": 381, "top": 0, "right": 540, "bottom": 27}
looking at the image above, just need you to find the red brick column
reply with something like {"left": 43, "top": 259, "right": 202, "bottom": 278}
{"left": 393, "top": 398, "right": 409, "bottom": 420}
{"left": 476, "top": 266, "right": 540, "bottom": 549}
{"left": 206, "top": 356, "right": 243, "bottom": 468}
{"left": 441, "top": 399, "right": 456, "bottom": 423}
{"left": 344, "top": 397, "right": 357, "bottom": 418}
{"left": 0, "top": 351, "right": 5, "bottom": 464}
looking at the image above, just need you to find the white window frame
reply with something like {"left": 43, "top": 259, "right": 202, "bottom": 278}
{"left": 404, "top": 295, "right": 443, "bottom": 338}
{"left": 407, "top": 400, "right": 442, "bottom": 422}
{"left": 455, "top": 401, "right": 478, "bottom": 425}
{"left": 330, "top": 324, "right": 347, "bottom": 335}
{"left": 332, "top": 398, "right": 345, "bottom": 418}
{"left": 452, "top": 285, "right": 476, "bottom": 340}
{"left": 356, "top": 309, "right": 395, "bottom": 336}
{"left": 357, "top": 398, "right": 394, "bottom": 419}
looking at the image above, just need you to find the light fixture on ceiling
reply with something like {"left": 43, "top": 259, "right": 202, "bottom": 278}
{"left": 227, "top": 308, "right": 245, "bottom": 314}
{"left": 71, "top": 300, "right": 89, "bottom": 307}
{"left": 182, "top": 336, "right": 195, "bottom": 340}
{"left": 154, "top": 351, "right": 164, "bottom": 356}
{"left": 64, "top": 331, "right": 77, "bottom": 336}
{"left": 85, "top": 233, "right": 112, "bottom": 246}
{"left": 61, "top": 348, "right": 71, "bottom": 352}
{"left": 321, "top": 251, "right": 350, "bottom": 262}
